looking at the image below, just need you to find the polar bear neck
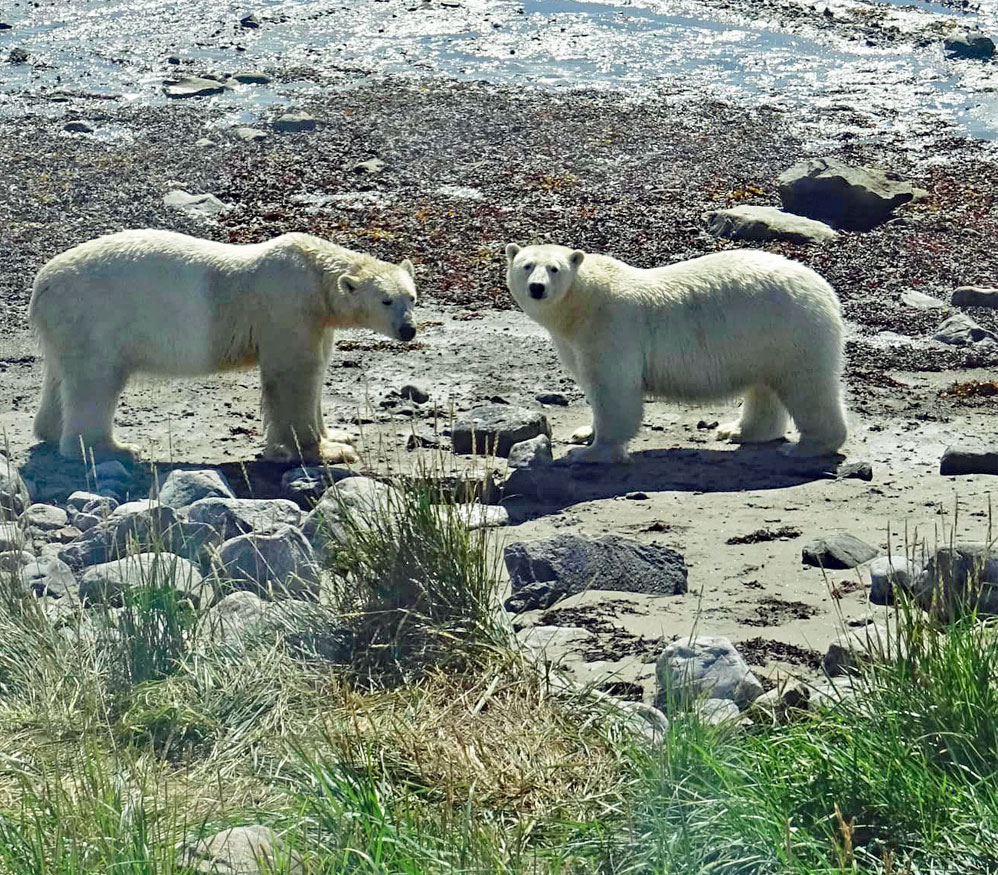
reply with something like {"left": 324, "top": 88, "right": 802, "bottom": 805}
{"left": 276, "top": 233, "right": 381, "bottom": 324}
{"left": 545, "top": 254, "right": 632, "bottom": 337}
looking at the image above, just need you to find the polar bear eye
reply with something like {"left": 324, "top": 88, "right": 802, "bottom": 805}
{"left": 549, "top": 266, "right": 559, "bottom": 274}
{"left": 523, "top": 263, "right": 534, "bottom": 272}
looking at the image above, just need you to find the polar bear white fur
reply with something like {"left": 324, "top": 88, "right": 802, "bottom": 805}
{"left": 505, "top": 243, "right": 847, "bottom": 463}
{"left": 30, "top": 229, "right": 418, "bottom": 463}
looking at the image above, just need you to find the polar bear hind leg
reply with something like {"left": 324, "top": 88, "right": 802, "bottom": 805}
{"left": 58, "top": 364, "right": 138, "bottom": 461}
{"left": 717, "top": 385, "right": 789, "bottom": 445}
{"left": 34, "top": 362, "right": 63, "bottom": 443}
{"left": 776, "top": 374, "right": 848, "bottom": 457}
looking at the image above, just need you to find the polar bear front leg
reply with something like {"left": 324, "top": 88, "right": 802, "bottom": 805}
{"left": 260, "top": 357, "right": 358, "bottom": 465}
{"left": 565, "top": 366, "right": 642, "bottom": 464}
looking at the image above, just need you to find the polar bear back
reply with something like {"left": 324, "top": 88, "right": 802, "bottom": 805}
{"left": 571, "top": 249, "right": 844, "bottom": 402}
{"left": 29, "top": 230, "right": 320, "bottom": 377}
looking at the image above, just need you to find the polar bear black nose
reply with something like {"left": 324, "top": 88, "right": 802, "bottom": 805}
{"left": 399, "top": 324, "right": 416, "bottom": 342}
{"left": 529, "top": 282, "right": 546, "bottom": 299}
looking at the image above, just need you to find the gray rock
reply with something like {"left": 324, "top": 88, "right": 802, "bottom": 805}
{"left": 280, "top": 465, "right": 355, "bottom": 507}
{"left": 0, "top": 463, "right": 29, "bottom": 520}
{"left": 216, "top": 525, "right": 320, "bottom": 600}
{"left": 952, "top": 286, "right": 998, "bottom": 308}
{"left": 232, "top": 71, "right": 271, "bottom": 84}
{"left": 178, "top": 825, "right": 303, "bottom": 875}
{"left": 234, "top": 126, "right": 267, "bottom": 142}
{"left": 163, "top": 189, "right": 230, "bottom": 220}
{"left": 72, "top": 512, "right": 101, "bottom": 533}
{"left": 166, "top": 520, "right": 222, "bottom": 571}
{"left": 155, "top": 469, "right": 235, "bottom": 509}
{"left": 823, "top": 622, "right": 895, "bottom": 677}
{"left": 656, "top": 636, "right": 763, "bottom": 711}
{"left": 19, "top": 555, "right": 78, "bottom": 600}
{"left": 704, "top": 205, "right": 838, "bottom": 244}
{"left": 164, "top": 76, "right": 227, "bottom": 98}
{"left": 835, "top": 461, "right": 873, "bottom": 482}
{"left": 79, "top": 552, "right": 207, "bottom": 607}
{"left": 944, "top": 30, "right": 996, "bottom": 60}
{"left": 913, "top": 544, "right": 998, "bottom": 618}
{"left": 751, "top": 682, "right": 812, "bottom": 723}
{"left": 504, "top": 533, "right": 688, "bottom": 612}
{"left": 802, "top": 534, "right": 879, "bottom": 569}
{"left": 302, "top": 477, "right": 396, "bottom": 560}
{"left": 399, "top": 383, "right": 430, "bottom": 404}
{"left": 612, "top": 699, "right": 670, "bottom": 743}
{"left": 901, "top": 289, "right": 946, "bottom": 310}
{"left": 239, "top": 12, "right": 261, "bottom": 28}
{"left": 187, "top": 498, "right": 301, "bottom": 540}
{"left": 64, "top": 120, "right": 94, "bottom": 134}
{"left": 58, "top": 503, "right": 180, "bottom": 569}
{"left": 274, "top": 112, "right": 316, "bottom": 133}
{"left": 67, "top": 491, "right": 116, "bottom": 514}
{"left": 778, "top": 157, "right": 926, "bottom": 231}
{"left": 940, "top": 445, "right": 998, "bottom": 476}
{"left": 464, "top": 503, "right": 509, "bottom": 530}
{"left": 453, "top": 405, "right": 551, "bottom": 457}
{"left": 507, "top": 434, "right": 553, "bottom": 470}
{"left": 869, "top": 555, "right": 920, "bottom": 605}
{"left": 351, "top": 157, "right": 385, "bottom": 175}
{"left": 0, "top": 549, "right": 33, "bottom": 573}
{"left": 93, "top": 460, "right": 131, "bottom": 484}
{"left": 693, "top": 698, "right": 742, "bottom": 725}
{"left": 8, "top": 47, "right": 28, "bottom": 64}
{"left": 0, "top": 522, "right": 26, "bottom": 552}
{"left": 934, "top": 312, "right": 998, "bottom": 346}
{"left": 517, "top": 625, "right": 589, "bottom": 652}
{"left": 21, "top": 503, "right": 69, "bottom": 532}
{"left": 535, "top": 392, "right": 570, "bottom": 406}
{"left": 197, "top": 590, "right": 269, "bottom": 645}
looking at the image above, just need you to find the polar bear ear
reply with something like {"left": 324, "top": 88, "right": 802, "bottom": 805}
{"left": 505, "top": 243, "right": 521, "bottom": 263}
{"left": 569, "top": 250, "right": 585, "bottom": 268}
{"left": 338, "top": 275, "right": 360, "bottom": 294}
{"left": 400, "top": 258, "right": 415, "bottom": 278}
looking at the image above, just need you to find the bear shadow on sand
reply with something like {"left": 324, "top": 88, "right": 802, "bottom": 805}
{"left": 501, "top": 444, "right": 845, "bottom": 522}
{"left": 16, "top": 444, "right": 320, "bottom": 506}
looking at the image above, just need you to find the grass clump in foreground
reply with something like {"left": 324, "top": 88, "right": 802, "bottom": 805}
{"left": 3, "top": 486, "right": 998, "bottom": 873}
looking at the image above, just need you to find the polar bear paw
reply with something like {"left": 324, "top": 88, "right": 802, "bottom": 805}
{"left": 325, "top": 429, "right": 357, "bottom": 445}
{"left": 62, "top": 439, "right": 141, "bottom": 464}
{"left": 317, "top": 439, "right": 360, "bottom": 465}
{"left": 779, "top": 440, "right": 840, "bottom": 460}
{"left": 568, "top": 425, "right": 595, "bottom": 445}
{"left": 565, "top": 443, "right": 631, "bottom": 465}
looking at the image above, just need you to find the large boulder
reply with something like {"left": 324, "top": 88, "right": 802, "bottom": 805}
{"left": 187, "top": 498, "right": 301, "bottom": 540}
{"left": 177, "top": 825, "right": 303, "bottom": 875}
{"left": 163, "top": 76, "right": 227, "bottom": 99}
{"left": 778, "top": 157, "right": 925, "bottom": 231}
{"left": 951, "top": 286, "right": 998, "bottom": 309}
{"left": 703, "top": 205, "right": 838, "bottom": 245}
{"left": 801, "top": 534, "right": 879, "bottom": 569}
{"left": 869, "top": 555, "right": 920, "bottom": 605}
{"left": 216, "top": 526, "right": 321, "bottom": 600}
{"left": 154, "top": 469, "right": 235, "bottom": 508}
{"left": 79, "top": 552, "right": 208, "bottom": 607}
{"left": 823, "top": 623, "right": 896, "bottom": 677}
{"left": 944, "top": 31, "right": 996, "bottom": 60}
{"left": 302, "top": 477, "right": 397, "bottom": 560}
{"left": 656, "top": 636, "right": 763, "bottom": 711}
{"left": 504, "top": 533, "right": 688, "bottom": 612}
{"left": 939, "top": 445, "right": 998, "bottom": 476}
{"left": 452, "top": 405, "right": 551, "bottom": 457}
{"left": 913, "top": 545, "right": 998, "bottom": 618}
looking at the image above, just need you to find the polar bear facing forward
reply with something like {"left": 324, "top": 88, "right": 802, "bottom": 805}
{"left": 505, "top": 243, "right": 847, "bottom": 463}
{"left": 30, "top": 229, "right": 418, "bottom": 463}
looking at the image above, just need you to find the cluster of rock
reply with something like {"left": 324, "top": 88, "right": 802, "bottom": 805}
{"left": 704, "top": 156, "right": 927, "bottom": 245}
{"left": 0, "top": 461, "right": 506, "bottom": 651}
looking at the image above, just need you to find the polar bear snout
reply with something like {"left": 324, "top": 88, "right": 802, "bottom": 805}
{"left": 528, "top": 282, "right": 547, "bottom": 300}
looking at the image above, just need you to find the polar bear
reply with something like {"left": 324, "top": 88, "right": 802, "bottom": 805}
{"left": 29, "top": 229, "right": 418, "bottom": 463}
{"left": 505, "top": 243, "right": 847, "bottom": 463}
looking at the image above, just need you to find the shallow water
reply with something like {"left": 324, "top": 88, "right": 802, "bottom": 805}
{"left": 0, "top": 0, "right": 996, "bottom": 137}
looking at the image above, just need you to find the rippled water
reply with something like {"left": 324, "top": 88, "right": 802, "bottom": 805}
{"left": 1, "top": 0, "right": 996, "bottom": 137}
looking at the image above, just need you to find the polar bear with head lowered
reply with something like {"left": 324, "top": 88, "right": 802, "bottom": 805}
{"left": 505, "top": 243, "right": 847, "bottom": 463}
{"left": 30, "top": 229, "right": 418, "bottom": 463}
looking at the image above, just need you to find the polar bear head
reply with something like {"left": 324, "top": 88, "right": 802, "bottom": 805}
{"left": 338, "top": 258, "right": 418, "bottom": 342}
{"left": 505, "top": 244, "right": 585, "bottom": 314}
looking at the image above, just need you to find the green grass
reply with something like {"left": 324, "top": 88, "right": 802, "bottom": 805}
{"left": 2, "top": 484, "right": 998, "bottom": 873}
